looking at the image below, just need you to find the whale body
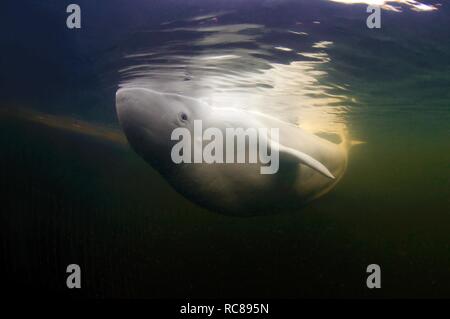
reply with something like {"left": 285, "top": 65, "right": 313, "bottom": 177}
{"left": 116, "top": 87, "right": 349, "bottom": 216}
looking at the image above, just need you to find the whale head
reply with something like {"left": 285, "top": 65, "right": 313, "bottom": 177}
{"left": 116, "top": 87, "right": 209, "bottom": 170}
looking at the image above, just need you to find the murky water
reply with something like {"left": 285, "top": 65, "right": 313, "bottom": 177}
{"left": 1, "top": 0, "right": 449, "bottom": 297}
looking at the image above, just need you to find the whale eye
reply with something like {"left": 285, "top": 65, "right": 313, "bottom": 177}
{"left": 179, "top": 112, "right": 188, "bottom": 122}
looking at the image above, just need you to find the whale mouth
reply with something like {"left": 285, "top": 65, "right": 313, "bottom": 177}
{"left": 116, "top": 88, "right": 140, "bottom": 134}
{"left": 116, "top": 87, "right": 174, "bottom": 157}
{"left": 116, "top": 88, "right": 156, "bottom": 151}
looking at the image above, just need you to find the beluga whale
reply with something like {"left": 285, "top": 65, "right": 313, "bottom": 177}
{"left": 116, "top": 87, "right": 352, "bottom": 216}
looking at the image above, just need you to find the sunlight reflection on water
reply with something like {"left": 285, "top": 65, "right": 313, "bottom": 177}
{"left": 328, "top": 0, "right": 438, "bottom": 12}
{"left": 119, "top": 19, "right": 352, "bottom": 137}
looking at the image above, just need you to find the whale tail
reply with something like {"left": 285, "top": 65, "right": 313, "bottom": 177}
{"left": 339, "top": 127, "right": 366, "bottom": 151}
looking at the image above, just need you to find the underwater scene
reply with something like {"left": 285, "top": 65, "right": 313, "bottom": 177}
{"left": 1, "top": 0, "right": 449, "bottom": 298}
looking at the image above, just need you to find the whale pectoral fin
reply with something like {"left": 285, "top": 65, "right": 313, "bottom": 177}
{"left": 273, "top": 141, "right": 335, "bottom": 179}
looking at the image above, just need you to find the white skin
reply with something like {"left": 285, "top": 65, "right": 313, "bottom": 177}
{"left": 116, "top": 88, "right": 349, "bottom": 216}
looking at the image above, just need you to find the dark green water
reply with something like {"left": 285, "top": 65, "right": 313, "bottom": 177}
{"left": 1, "top": 0, "right": 449, "bottom": 298}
